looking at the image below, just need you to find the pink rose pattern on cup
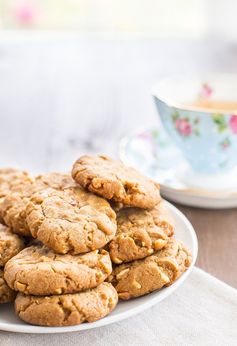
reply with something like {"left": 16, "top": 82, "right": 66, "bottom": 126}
{"left": 172, "top": 111, "right": 200, "bottom": 138}
{"left": 212, "top": 113, "right": 237, "bottom": 149}
{"left": 229, "top": 115, "right": 237, "bottom": 134}
{"left": 173, "top": 110, "right": 237, "bottom": 152}
{"left": 199, "top": 83, "right": 213, "bottom": 99}
{"left": 170, "top": 84, "right": 237, "bottom": 156}
{"left": 175, "top": 119, "right": 192, "bottom": 136}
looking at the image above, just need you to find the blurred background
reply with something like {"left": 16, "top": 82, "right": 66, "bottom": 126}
{"left": 0, "top": 0, "right": 237, "bottom": 172}
{"left": 0, "top": 0, "right": 237, "bottom": 39}
{"left": 1, "top": 0, "right": 237, "bottom": 39}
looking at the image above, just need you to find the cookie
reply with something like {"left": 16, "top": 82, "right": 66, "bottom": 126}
{"left": 110, "top": 239, "right": 192, "bottom": 300}
{"left": 0, "top": 168, "right": 32, "bottom": 199}
{"left": 109, "top": 202, "right": 174, "bottom": 263}
{"left": 0, "top": 224, "right": 24, "bottom": 266}
{"left": 0, "top": 168, "right": 33, "bottom": 223}
{"left": 0, "top": 173, "right": 74, "bottom": 236}
{"left": 0, "top": 269, "right": 15, "bottom": 304}
{"left": 5, "top": 245, "right": 112, "bottom": 295}
{"left": 15, "top": 282, "right": 118, "bottom": 326}
{"left": 72, "top": 155, "right": 161, "bottom": 209}
{"left": 1, "top": 182, "right": 35, "bottom": 236}
{"left": 35, "top": 172, "right": 74, "bottom": 191}
{"left": 26, "top": 186, "right": 117, "bottom": 254}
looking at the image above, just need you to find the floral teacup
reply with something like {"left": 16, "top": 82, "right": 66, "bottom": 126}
{"left": 152, "top": 74, "right": 237, "bottom": 174}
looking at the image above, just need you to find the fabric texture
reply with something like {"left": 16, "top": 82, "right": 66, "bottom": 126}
{"left": 1, "top": 267, "right": 237, "bottom": 346}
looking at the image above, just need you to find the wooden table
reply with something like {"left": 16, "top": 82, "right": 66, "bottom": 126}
{"left": 0, "top": 36, "right": 236, "bottom": 287}
{"left": 178, "top": 204, "right": 237, "bottom": 288}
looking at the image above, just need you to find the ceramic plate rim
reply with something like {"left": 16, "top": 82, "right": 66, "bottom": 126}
{"left": 0, "top": 201, "right": 198, "bottom": 334}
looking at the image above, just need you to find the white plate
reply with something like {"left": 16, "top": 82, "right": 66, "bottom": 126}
{"left": 0, "top": 201, "right": 198, "bottom": 334}
{"left": 120, "top": 128, "right": 237, "bottom": 208}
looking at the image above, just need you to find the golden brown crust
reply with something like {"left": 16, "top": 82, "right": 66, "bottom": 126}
{"left": 0, "top": 269, "right": 16, "bottom": 304}
{"left": 0, "top": 224, "right": 25, "bottom": 266}
{"left": 0, "top": 173, "right": 74, "bottom": 236}
{"left": 26, "top": 186, "right": 117, "bottom": 254}
{"left": 15, "top": 283, "right": 118, "bottom": 326}
{"left": 110, "top": 239, "right": 192, "bottom": 300}
{"left": 5, "top": 245, "right": 112, "bottom": 295}
{"left": 109, "top": 202, "right": 174, "bottom": 263}
{"left": 72, "top": 155, "right": 161, "bottom": 209}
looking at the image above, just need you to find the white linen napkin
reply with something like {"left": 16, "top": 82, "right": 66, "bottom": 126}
{"left": 1, "top": 267, "right": 237, "bottom": 346}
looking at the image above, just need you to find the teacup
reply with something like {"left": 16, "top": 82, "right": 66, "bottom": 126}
{"left": 152, "top": 74, "right": 237, "bottom": 174}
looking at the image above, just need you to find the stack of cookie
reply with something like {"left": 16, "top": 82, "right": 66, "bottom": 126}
{"left": 0, "top": 155, "right": 191, "bottom": 327}
{"left": 5, "top": 247, "right": 118, "bottom": 326}
{"left": 1, "top": 169, "right": 118, "bottom": 326}
{"left": 72, "top": 156, "right": 192, "bottom": 300}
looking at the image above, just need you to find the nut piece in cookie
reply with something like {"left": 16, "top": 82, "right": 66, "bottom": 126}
{"left": 0, "top": 168, "right": 33, "bottom": 223}
{"left": 15, "top": 282, "right": 118, "bottom": 326}
{"left": 72, "top": 155, "right": 161, "bottom": 209}
{"left": 4, "top": 245, "right": 112, "bottom": 295}
{"left": 0, "top": 269, "right": 16, "bottom": 304}
{"left": 0, "top": 224, "right": 25, "bottom": 266}
{"left": 26, "top": 186, "right": 117, "bottom": 254}
{"left": 109, "top": 201, "right": 174, "bottom": 263}
{"left": 0, "top": 172, "right": 74, "bottom": 236}
{"left": 110, "top": 239, "right": 192, "bottom": 300}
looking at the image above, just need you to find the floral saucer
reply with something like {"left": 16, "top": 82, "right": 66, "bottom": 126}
{"left": 120, "top": 127, "right": 237, "bottom": 209}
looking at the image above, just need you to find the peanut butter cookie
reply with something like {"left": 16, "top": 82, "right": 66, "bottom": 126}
{"left": 110, "top": 239, "right": 192, "bottom": 300}
{"left": 5, "top": 245, "right": 112, "bottom": 295}
{"left": 0, "top": 224, "right": 24, "bottom": 266}
{"left": 26, "top": 186, "right": 117, "bottom": 254}
{"left": 0, "top": 168, "right": 32, "bottom": 199}
{"left": 0, "top": 269, "right": 15, "bottom": 304}
{"left": 109, "top": 202, "right": 174, "bottom": 263}
{"left": 15, "top": 282, "right": 118, "bottom": 326}
{"left": 0, "top": 168, "right": 33, "bottom": 223}
{"left": 0, "top": 173, "right": 74, "bottom": 236}
{"left": 72, "top": 155, "right": 161, "bottom": 209}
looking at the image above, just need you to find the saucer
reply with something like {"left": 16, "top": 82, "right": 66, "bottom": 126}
{"left": 120, "top": 127, "right": 237, "bottom": 209}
